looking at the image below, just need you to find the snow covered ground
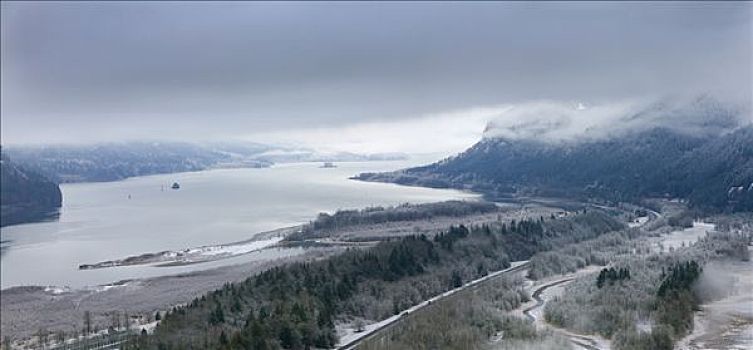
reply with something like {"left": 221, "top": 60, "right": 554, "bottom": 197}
{"left": 178, "top": 237, "right": 284, "bottom": 259}
{"left": 656, "top": 221, "right": 715, "bottom": 252}
{"left": 79, "top": 236, "right": 288, "bottom": 270}
{"left": 628, "top": 216, "right": 649, "bottom": 228}
{"left": 519, "top": 266, "right": 612, "bottom": 350}
{"left": 677, "top": 249, "right": 753, "bottom": 350}
{"left": 336, "top": 261, "right": 529, "bottom": 349}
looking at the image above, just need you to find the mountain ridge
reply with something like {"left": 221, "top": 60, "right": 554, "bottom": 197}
{"left": 355, "top": 125, "right": 753, "bottom": 212}
{"left": 3, "top": 142, "right": 408, "bottom": 183}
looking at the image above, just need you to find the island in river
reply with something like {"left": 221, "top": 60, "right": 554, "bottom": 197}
{"left": 0, "top": 159, "right": 477, "bottom": 289}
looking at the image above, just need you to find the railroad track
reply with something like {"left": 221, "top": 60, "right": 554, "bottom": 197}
{"left": 338, "top": 203, "right": 660, "bottom": 350}
{"left": 337, "top": 261, "right": 530, "bottom": 350}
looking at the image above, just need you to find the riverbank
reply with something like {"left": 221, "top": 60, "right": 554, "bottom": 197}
{"left": 1, "top": 160, "right": 478, "bottom": 289}
{"left": 0, "top": 199, "right": 613, "bottom": 347}
{"left": 1, "top": 246, "right": 340, "bottom": 343}
{"left": 5, "top": 202, "right": 547, "bottom": 346}
{"left": 78, "top": 226, "right": 299, "bottom": 270}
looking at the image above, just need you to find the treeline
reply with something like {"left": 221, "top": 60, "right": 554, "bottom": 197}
{"left": 136, "top": 211, "right": 622, "bottom": 349}
{"left": 287, "top": 201, "right": 498, "bottom": 240}
{"left": 596, "top": 267, "right": 631, "bottom": 288}
{"left": 656, "top": 261, "right": 701, "bottom": 297}
{"left": 666, "top": 210, "right": 697, "bottom": 228}
{"left": 527, "top": 227, "right": 649, "bottom": 280}
{"left": 4, "top": 142, "right": 271, "bottom": 183}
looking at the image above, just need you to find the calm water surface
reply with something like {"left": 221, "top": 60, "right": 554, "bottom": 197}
{"left": 1, "top": 160, "right": 476, "bottom": 289}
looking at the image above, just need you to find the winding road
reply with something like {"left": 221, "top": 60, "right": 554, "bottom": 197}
{"left": 522, "top": 278, "right": 573, "bottom": 322}
{"left": 339, "top": 203, "right": 658, "bottom": 350}
{"left": 522, "top": 277, "right": 606, "bottom": 350}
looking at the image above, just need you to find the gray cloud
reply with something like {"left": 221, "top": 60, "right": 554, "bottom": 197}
{"left": 1, "top": 2, "right": 751, "bottom": 145}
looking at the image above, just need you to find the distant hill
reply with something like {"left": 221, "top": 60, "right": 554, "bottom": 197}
{"left": 1, "top": 153, "right": 62, "bottom": 226}
{"left": 356, "top": 101, "right": 753, "bottom": 212}
{"left": 3, "top": 142, "right": 273, "bottom": 183}
{"left": 4, "top": 142, "right": 408, "bottom": 184}
{"left": 252, "top": 150, "right": 407, "bottom": 163}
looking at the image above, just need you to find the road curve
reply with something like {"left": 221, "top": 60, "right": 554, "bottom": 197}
{"left": 522, "top": 277, "right": 606, "bottom": 350}
{"left": 339, "top": 203, "right": 659, "bottom": 350}
{"left": 522, "top": 277, "right": 572, "bottom": 322}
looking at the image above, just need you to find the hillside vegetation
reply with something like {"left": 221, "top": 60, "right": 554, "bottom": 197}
{"left": 376, "top": 215, "right": 751, "bottom": 350}
{"left": 358, "top": 273, "right": 570, "bottom": 350}
{"left": 542, "top": 226, "right": 750, "bottom": 350}
{"left": 135, "top": 211, "right": 622, "bottom": 349}
{"left": 287, "top": 201, "right": 498, "bottom": 241}
{"left": 4, "top": 142, "right": 271, "bottom": 183}
{"left": 356, "top": 126, "right": 753, "bottom": 212}
{"left": 0, "top": 153, "right": 62, "bottom": 226}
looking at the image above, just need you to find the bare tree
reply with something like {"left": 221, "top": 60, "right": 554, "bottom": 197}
{"left": 84, "top": 311, "right": 92, "bottom": 336}
{"left": 36, "top": 328, "right": 48, "bottom": 349}
{"left": 112, "top": 311, "right": 121, "bottom": 330}
{"left": 55, "top": 332, "right": 65, "bottom": 346}
{"left": 124, "top": 311, "right": 131, "bottom": 332}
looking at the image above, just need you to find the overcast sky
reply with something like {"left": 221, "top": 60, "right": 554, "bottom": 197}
{"left": 1, "top": 1, "right": 751, "bottom": 153}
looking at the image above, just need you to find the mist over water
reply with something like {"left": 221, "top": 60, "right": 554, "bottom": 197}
{"left": 0, "top": 160, "right": 477, "bottom": 289}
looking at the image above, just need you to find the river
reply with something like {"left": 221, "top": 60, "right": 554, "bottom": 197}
{"left": 0, "top": 159, "right": 477, "bottom": 289}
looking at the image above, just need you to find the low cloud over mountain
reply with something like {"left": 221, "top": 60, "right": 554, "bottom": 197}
{"left": 482, "top": 95, "right": 749, "bottom": 143}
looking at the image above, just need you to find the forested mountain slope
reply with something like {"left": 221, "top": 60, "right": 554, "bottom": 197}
{"left": 3, "top": 142, "right": 272, "bottom": 183}
{"left": 356, "top": 126, "right": 753, "bottom": 212}
{"left": 5, "top": 142, "right": 406, "bottom": 184}
{"left": 1, "top": 153, "right": 62, "bottom": 226}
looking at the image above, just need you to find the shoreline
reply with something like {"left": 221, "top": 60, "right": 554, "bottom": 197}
{"left": 2, "top": 160, "right": 479, "bottom": 290}
{"left": 77, "top": 225, "right": 302, "bottom": 271}
{"left": 1, "top": 245, "right": 341, "bottom": 342}
{"left": 1, "top": 203, "right": 563, "bottom": 342}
